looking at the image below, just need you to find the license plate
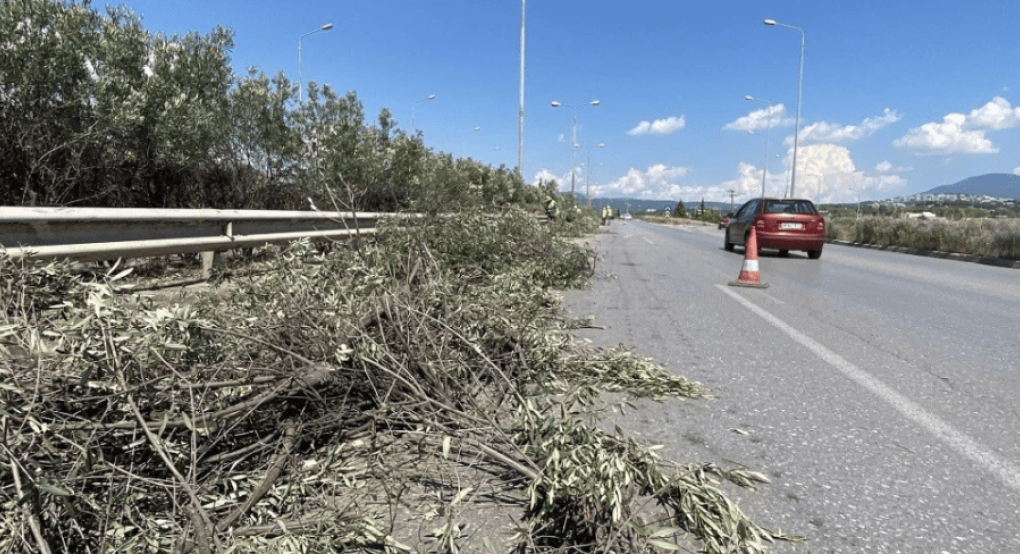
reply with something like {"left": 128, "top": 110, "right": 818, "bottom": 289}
{"left": 780, "top": 222, "right": 802, "bottom": 230}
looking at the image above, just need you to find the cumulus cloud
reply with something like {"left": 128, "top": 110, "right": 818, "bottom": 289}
{"left": 894, "top": 96, "right": 1020, "bottom": 155}
{"left": 531, "top": 168, "right": 572, "bottom": 189}
{"left": 720, "top": 143, "right": 909, "bottom": 204}
{"left": 967, "top": 96, "right": 1020, "bottom": 129}
{"left": 627, "top": 115, "right": 686, "bottom": 136}
{"left": 724, "top": 104, "right": 793, "bottom": 132}
{"left": 790, "top": 143, "right": 906, "bottom": 203}
{"left": 594, "top": 164, "right": 690, "bottom": 198}
{"left": 874, "top": 161, "right": 912, "bottom": 173}
{"left": 1014, "top": 167, "right": 1020, "bottom": 176}
{"left": 800, "top": 109, "right": 901, "bottom": 143}
{"left": 893, "top": 113, "right": 996, "bottom": 155}
{"left": 732, "top": 162, "right": 779, "bottom": 196}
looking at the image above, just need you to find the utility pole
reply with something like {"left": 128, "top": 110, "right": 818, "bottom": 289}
{"left": 726, "top": 189, "right": 736, "bottom": 212}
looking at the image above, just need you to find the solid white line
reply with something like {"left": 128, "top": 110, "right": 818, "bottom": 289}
{"left": 716, "top": 284, "right": 1020, "bottom": 492}
{"left": 643, "top": 237, "right": 655, "bottom": 245}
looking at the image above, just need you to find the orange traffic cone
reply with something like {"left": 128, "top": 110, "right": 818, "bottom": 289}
{"left": 728, "top": 226, "right": 769, "bottom": 288}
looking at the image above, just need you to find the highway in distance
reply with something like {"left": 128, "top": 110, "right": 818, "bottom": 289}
{"left": 563, "top": 219, "right": 1020, "bottom": 554}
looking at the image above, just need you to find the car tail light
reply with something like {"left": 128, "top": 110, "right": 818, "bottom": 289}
{"left": 755, "top": 219, "right": 766, "bottom": 232}
{"left": 817, "top": 219, "right": 825, "bottom": 231}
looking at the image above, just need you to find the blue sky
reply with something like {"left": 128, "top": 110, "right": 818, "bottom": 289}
{"left": 119, "top": 0, "right": 1020, "bottom": 204}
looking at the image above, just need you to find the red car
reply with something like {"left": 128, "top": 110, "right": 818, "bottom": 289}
{"left": 724, "top": 197, "right": 825, "bottom": 259}
{"left": 718, "top": 214, "right": 730, "bottom": 228}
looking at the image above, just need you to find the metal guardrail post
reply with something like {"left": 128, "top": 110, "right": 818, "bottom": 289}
{"left": 200, "top": 221, "right": 235, "bottom": 279}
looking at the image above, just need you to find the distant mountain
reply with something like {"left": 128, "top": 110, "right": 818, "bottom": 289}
{"left": 923, "top": 173, "right": 1020, "bottom": 198}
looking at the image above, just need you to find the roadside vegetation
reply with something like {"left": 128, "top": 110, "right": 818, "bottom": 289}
{"left": 3, "top": 2, "right": 803, "bottom": 552}
{"left": 824, "top": 216, "right": 1020, "bottom": 260}
{"left": 2, "top": 210, "right": 799, "bottom": 553}
{"left": 1, "top": 0, "right": 540, "bottom": 213}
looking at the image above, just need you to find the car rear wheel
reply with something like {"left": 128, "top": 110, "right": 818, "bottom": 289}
{"left": 807, "top": 248, "right": 822, "bottom": 260}
{"left": 724, "top": 230, "right": 735, "bottom": 252}
{"left": 778, "top": 249, "right": 789, "bottom": 257}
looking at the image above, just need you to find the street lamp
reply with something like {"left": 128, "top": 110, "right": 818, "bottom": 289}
{"left": 518, "top": 0, "right": 527, "bottom": 183}
{"left": 412, "top": 93, "right": 436, "bottom": 131}
{"left": 299, "top": 22, "right": 334, "bottom": 103}
{"left": 550, "top": 99, "right": 600, "bottom": 197}
{"left": 764, "top": 18, "right": 804, "bottom": 198}
{"left": 745, "top": 95, "right": 774, "bottom": 199}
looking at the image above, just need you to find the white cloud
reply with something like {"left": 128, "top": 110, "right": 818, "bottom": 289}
{"left": 790, "top": 143, "right": 907, "bottom": 203}
{"left": 595, "top": 164, "right": 690, "bottom": 198}
{"left": 1014, "top": 166, "right": 1020, "bottom": 176}
{"left": 531, "top": 168, "right": 571, "bottom": 189}
{"left": 800, "top": 109, "right": 901, "bottom": 143}
{"left": 875, "top": 161, "right": 892, "bottom": 172}
{"left": 893, "top": 96, "right": 1020, "bottom": 155}
{"left": 721, "top": 144, "right": 909, "bottom": 204}
{"left": 724, "top": 104, "right": 793, "bottom": 132}
{"left": 893, "top": 113, "right": 996, "bottom": 155}
{"left": 967, "top": 96, "right": 1020, "bottom": 129}
{"left": 627, "top": 115, "right": 686, "bottom": 136}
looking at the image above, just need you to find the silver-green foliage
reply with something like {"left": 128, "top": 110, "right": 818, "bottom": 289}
{"left": 826, "top": 216, "right": 1020, "bottom": 259}
{"left": 1, "top": 211, "right": 795, "bottom": 553}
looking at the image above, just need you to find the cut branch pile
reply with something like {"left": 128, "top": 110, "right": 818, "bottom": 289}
{"left": 1, "top": 209, "right": 800, "bottom": 553}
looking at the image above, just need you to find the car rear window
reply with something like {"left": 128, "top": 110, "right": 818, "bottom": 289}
{"left": 763, "top": 200, "right": 817, "bottom": 214}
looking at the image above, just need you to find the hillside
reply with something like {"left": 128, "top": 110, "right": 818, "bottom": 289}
{"left": 923, "top": 173, "right": 1020, "bottom": 198}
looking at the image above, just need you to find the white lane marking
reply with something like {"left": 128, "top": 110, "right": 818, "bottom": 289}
{"left": 643, "top": 237, "right": 655, "bottom": 245}
{"left": 716, "top": 284, "right": 1020, "bottom": 492}
{"left": 761, "top": 293, "right": 784, "bottom": 305}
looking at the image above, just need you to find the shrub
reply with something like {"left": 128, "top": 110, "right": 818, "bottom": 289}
{"left": 826, "top": 216, "right": 1020, "bottom": 259}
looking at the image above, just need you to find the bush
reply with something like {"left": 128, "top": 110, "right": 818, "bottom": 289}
{"left": 826, "top": 216, "right": 1020, "bottom": 259}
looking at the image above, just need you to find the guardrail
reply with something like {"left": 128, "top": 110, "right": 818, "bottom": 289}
{"left": 0, "top": 207, "right": 390, "bottom": 277}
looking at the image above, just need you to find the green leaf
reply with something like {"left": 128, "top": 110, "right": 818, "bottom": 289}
{"left": 649, "top": 539, "right": 681, "bottom": 550}
{"left": 36, "top": 482, "right": 73, "bottom": 496}
{"left": 450, "top": 486, "right": 473, "bottom": 506}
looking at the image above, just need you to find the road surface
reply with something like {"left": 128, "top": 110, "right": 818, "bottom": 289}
{"left": 563, "top": 219, "right": 1020, "bottom": 554}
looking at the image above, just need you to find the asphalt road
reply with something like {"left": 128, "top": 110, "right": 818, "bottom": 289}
{"left": 562, "top": 219, "right": 1020, "bottom": 554}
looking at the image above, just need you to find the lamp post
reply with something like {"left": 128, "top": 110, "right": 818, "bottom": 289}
{"left": 412, "top": 94, "right": 436, "bottom": 131}
{"left": 744, "top": 95, "right": 774, "bottom": 199}
{"left": 299, "top": 22, "right": 334, "bottom": 104}
{"left": 584, "top": 143, "right": 605, "bottom": 208}
{"left": 550, "top": 99, "right": 600, "bottom": 197}
{"left": 518, "top": 0, "right": 526, "bottom": 183}
{"left": 764, "top": 18, "right": 804, "bottom": 198}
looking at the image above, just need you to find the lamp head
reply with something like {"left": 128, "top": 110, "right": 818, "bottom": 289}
{"left": 427, "top": 94, "right": 436, "bottom": 100}
{"left": 590, "top": 100, "right": 601, "bottom": 106}
{"left": 744, "top": 95, "right": 755, "bottom": 101}
{"left": 763, "top": 19, "right": 777, "bottom": 26}
{"left": 550, "top": 101, "right": 562, "bottom": 108}
{"left": 321, "top": 23, "right": 334, "bottom": 30}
